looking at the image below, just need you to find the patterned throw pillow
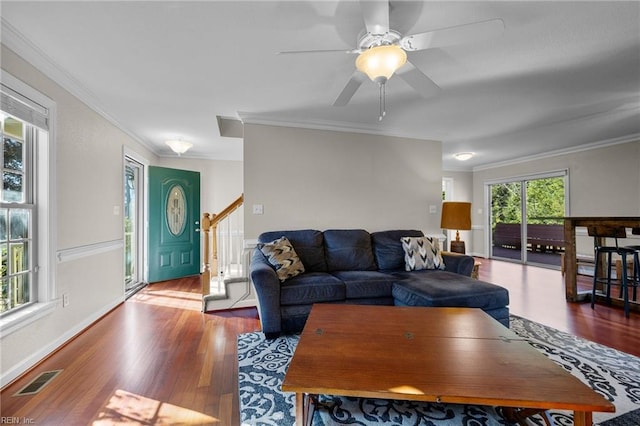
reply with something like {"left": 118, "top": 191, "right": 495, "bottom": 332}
{"left": 400, "top": 236, "right": 446, "bottom": 271}
{"left": 259, "top": 236, "right": 306, "bottom": 282}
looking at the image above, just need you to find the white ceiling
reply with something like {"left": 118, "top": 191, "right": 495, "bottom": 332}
{"left": 1, "top": 1, "right": 639, "bottom": 170}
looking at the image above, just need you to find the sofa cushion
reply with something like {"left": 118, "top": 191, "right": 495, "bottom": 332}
{"left": 280, "top": 272, "right": 345, "bottom": 306}
{"left": 371, "top": 230, "right": 424, "bottom": 271}
{"left": 392, "top": 271, "right": 509, "bottom": 310}
{"left": 331, "top": 270, "right": 397, "bottom": 299}
{"left": 258, "top": 229, "right": 327, "bottom": 272}
{"left": 401, "top": 236, "right": 445, "bottom": 271}
{"left": 323, "top": 229, "right": 377, "bottom": 271}
{"left": 259, "top": 236, "right": 305, "bottom": 282}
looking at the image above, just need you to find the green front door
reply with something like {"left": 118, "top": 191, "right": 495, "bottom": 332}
{"left": 148, "top": 166, "right": 200, "bottom": 283}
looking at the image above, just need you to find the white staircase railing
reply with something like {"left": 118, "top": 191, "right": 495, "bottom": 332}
{"left": 216, "top": 204, "right": 245, "bottom": 289}
{"left": 201, "top": 194, "right": 245, "bottom": 297}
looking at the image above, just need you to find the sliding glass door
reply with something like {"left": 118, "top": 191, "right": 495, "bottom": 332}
{"left": 491, "top": 182, "right": 523, "bottom": 262}
{"left": 489, "top": 172, "right": 567, "bottom": 268}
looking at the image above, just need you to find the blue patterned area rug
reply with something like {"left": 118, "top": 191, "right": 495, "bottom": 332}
{"left": 238, "top": 315, "right": 640, "bottom": 425}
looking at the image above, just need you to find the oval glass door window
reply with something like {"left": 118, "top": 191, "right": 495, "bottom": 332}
{"left": 166, "top": 184, "right": 187, "bottom": 236}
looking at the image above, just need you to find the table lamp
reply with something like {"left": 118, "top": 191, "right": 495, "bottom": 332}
{"left": 440, "top": 201, "right": 472, "bottom": 254}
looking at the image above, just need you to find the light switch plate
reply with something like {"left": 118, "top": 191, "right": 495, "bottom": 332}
{"left": 252, "top": 204, "right": 264, "bottom": 215}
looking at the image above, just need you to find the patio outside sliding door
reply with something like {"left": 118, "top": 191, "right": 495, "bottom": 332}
{"left": 489, "top": 172, "right": 567, "bottom": 268}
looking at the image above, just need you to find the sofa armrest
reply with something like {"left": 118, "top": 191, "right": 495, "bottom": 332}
{"left": 442, "top": 252, "right": 475, "bottom": 277}
{"left": 250, "top": 249, "right": 282, "bottom": 338}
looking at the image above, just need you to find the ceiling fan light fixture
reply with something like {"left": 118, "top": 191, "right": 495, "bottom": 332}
{"left": 454, "top": 152, "right": 474, "bottom": 161}
{"left": 355, "top": 44, "right": 407, "bottom": 83}
{"left": 166, "top": 139, "right": 193, "bottom": 155}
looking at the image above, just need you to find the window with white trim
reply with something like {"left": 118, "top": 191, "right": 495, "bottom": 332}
{"left": 0, "top": 113, "right": 34, "bottom": 313}
{"left": 0, "top": 72, "right": 53, "bottom": 322}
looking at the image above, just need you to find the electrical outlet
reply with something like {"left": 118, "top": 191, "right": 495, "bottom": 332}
{"left": 62, "top": 293, "right": 69, "bottom": 307}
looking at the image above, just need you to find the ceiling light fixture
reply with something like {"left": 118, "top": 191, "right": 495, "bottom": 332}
{"left": 356, "top": 44, "right": 407, "bottom": 121}
{"left": 454, "top": 152, "right": 474, "bottom": 161}
{"left": 165, "top": 139, "right": 193, "bottom": 156}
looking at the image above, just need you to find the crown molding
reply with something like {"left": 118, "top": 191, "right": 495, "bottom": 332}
{"left": 472, "top": 133, "right": 640, "bottom": 172}
{"left": 1, "top": 18, "right": 157, "bottom": 155}
{"left": 237, "top": 111, "right": 441, "bottom": 143}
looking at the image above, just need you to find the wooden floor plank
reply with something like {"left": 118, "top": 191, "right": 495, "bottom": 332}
{"left": 1, "top": 261, "right": 638, "bottom": 425}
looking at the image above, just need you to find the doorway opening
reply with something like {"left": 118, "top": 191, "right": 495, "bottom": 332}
{"left": 487, "top": 171, "right": 568, "bottom": 268}
{"left": 124, "top": 156, "right": 146, "bottom": 297}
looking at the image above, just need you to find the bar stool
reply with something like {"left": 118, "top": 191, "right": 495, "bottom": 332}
{"left": 588, "top": 225, "right": 635, "bottom": 317}
{"left": 623, "top": 227, "right": 640, "bottom": 306}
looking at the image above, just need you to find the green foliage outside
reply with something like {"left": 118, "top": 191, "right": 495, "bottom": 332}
{"left": 491, "top": 177, "right": 565, "bottom": 231}
{"left": 526, "top": 178, "right": 565, "bottom": 224}
{"left": 124, "top": 217, "right": 134, "bottom": 284}
{"left": 491, "top": 182, "right": 522, "bottom": 230}
{"left": 1, "top": 244, "right": 28, "bottom": 313}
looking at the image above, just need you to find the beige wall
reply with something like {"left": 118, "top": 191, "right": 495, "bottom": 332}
{"left": 243, "top": 124, "right": 443, "bottom": 240}
{"left": 471, "top": 140, "right": 640, "bottom": 256}
{"left": 0, "top": 45, "right": 244, "bottom": 385}
{"left": 0, "top": 45, "right": 158, "bottom": 385}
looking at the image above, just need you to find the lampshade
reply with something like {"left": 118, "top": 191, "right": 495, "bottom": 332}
{"left": 355, "top": 45, "right": 407, "bottom": 83}
{"left": 440, "top": 202, "right": 472, "bottom": 231}
{"left": 165, "top": 139, "right": 193, "bottom": 155}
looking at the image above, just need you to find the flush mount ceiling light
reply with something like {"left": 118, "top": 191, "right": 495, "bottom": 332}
{"left": 165, "top": 139, "right": 193, "bottom": 156}
{"left": 454, "top": 152, "right": 474, "bottom": 161}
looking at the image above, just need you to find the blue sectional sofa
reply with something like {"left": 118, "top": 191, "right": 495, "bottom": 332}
{"left": 250, "top": 229, "right": 510, "bottom": 338}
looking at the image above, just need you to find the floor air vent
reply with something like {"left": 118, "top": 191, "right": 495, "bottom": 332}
{"left": 14, "top": 370, "right": 62, "bottom": 396}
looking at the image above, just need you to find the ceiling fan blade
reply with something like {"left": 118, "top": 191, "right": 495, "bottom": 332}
{"left": 396, "top": 61, "right": 441, "bottom": 98}
{"left": 333, "top": 71, "right": 367, "bottom": 106}
{"left": 359, "top": 0, "right": 389, "bottom": 34}
{"left": 278, "top": 48, "right": 359, "bottom": 55}
{"left": 400, "top": 18, "right": 505, "bottom": 51}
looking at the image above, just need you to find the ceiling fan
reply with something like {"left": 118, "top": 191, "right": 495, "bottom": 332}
{"left": 279, "top": 1, "right": 504, "bottom": 120}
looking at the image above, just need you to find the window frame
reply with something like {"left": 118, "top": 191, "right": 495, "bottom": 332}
{"left": 0, "top": 119, "right": 35, "bottom": 313}
{"left": 0, "top": 70, "right": 56, "bottom": 336}
{"left": 124, "top": 152, "right": 148, "bottom": 294}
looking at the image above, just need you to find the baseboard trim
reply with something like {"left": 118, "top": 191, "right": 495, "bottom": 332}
{"left": 0, "top": 295, "right": 124, "bottom": 389}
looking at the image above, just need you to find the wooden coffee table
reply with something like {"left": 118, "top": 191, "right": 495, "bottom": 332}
{"left": 282, "top": 304, "right": 615, "bottom": 426}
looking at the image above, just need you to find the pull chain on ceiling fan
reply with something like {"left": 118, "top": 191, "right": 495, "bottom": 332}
{"left": 278, "top": 1, "right": 504, "bottom": 120}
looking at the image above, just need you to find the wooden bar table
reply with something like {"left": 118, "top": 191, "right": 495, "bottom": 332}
{"left": 563, "top": 216, "right": 640, "bottom": 303}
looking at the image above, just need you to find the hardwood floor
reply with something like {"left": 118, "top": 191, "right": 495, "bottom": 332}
{"left": 1, "top": 277, "right": 261, "bottom": 425}
{"left": 478, "top": 259, "right": 640, "bottom": 356}
{"left": 1, "top": 259, "right": 638, "bottom": 425}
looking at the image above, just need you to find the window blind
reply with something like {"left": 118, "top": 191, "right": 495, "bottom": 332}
{"left": 1, "top": 83, "right": 49, "bottom": 130}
